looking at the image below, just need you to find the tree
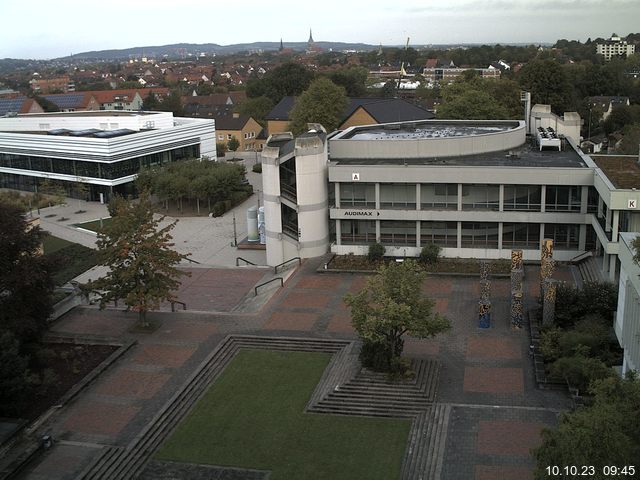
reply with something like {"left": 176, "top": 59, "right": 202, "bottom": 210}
{"left": 533, "top": 374, "right": 640, "bottom": 479}
{"left": 227, "top": 136, "right": 240, "bottom": 153}
{"left": 236, "top": 96, "right": 274, "bottom": 127}
{"left": 518, "top": 59, "right": 574, "bottom": 114}
{"left": 289, "top": 77, "right": 348, "bottom": 135}
{"left": 344, "top": 260, "right": 451, "bottom": 372}
{"left": 246, "top": 62, "right": 315, "bottom": 104}
{"left": 0, "top": 201, "right": 54, "bottom": 345}
{"left": 87, "top": 193, "right": 190, "bottom": 327}
{"left": 142, "top": 92, "right": 159, "bottom": 110}
{"left": 329, "top": 66, "right": 369, "bottom": 97}
{"left": 0, "top": 331, "right": 32, "bottom": 415}
{"left": 618, "top": 124, "right": 640, "bottom": 155}
{"left": 438, "top": 76, "right": 519, "bottom": 120}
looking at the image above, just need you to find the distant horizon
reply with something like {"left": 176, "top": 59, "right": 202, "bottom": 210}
{"left": 2, "top": 0, "right": 638, "bottom": 59}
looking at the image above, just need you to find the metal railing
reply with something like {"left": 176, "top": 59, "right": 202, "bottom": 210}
{"left": 184, "top": 256, "right": 201, "bottom": 264}
{"left": 236, "top": 257, "right": 257, "bottom": 266}
{"left": 170, "top": 300, "right": 187, "bottom": 312}
{"left": 274, "top": 256, "right": 301, "bottom": 274}
{"left": 254, "top": 277, "right": 283, "bottom": 296}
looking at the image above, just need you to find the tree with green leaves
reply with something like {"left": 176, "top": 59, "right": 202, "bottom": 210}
{"left": 328, "top": 66, "right": 369, "bottom": 97}
{"left": 87, "top": 193, "right": 190, "bottom": 327}
{"left": 289, "top": 77, "right": 348, "bottom": 135}
{"left": 236, "top": 96, "right": 274, "bottom": 127}
{"left": 0, "top": 201, "right": 54, "bottom": 345}
{"left": 142, "top": 91, "right": 159, "bottom": 110}
{"left": 438, "top": 75, "right": 520, "bottom": 120}
{"left": 227, "top": 136, "right": 240, "bottom": 153}
{"left": 533, "top": 374, "right": 640, "bottom": 479}
{"left": 246, "top": 62, "right": 315, "bottom": 104}
{"left": 518, "top": 59, "right": 574, "bottom": 114}
{"left": 344, "top": 259, "right": 451, "bottom": 372}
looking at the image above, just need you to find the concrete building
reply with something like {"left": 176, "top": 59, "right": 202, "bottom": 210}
{"left": 614, "top": 233, "right": 640, "bottom": 375}
{"left": 261, "top": 107, "right": 640, "bottom": 284}
{"left": 422, "top": 67, "right": 501, "bottom": 83}
{"left": 0, "top": 111, "right": 215, "bottom": 201}
{"left": 596, "top": 35, "right": 636, "bottom": 61}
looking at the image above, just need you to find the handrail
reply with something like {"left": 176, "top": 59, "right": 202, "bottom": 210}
{"left": 255, "top": 277, "right": 283, "bottom": 296}
{"left": 184, "top": 256, "right": 201, "bottom": 264}
{"left": 274, "top": 256, "right": 301, "bottom": 274}
{"left": 170, "top": 300, "right": 187, "bottom": 312}
{"left": 236, "top": 257, "right": 257, "bottom": 266}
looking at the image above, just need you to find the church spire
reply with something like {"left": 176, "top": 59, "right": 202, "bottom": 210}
{"left": 279, "top": 38, "right": 284, "bottom": 51}
{"left": 308, "top": 29, "right": 314, "bottom": 44}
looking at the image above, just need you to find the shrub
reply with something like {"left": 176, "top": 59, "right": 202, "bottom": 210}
{"left": 419, "top": 243, "right": 441, "bottom": 265}
{"left": 550, "top": 354, "right": 614, "bottom": 393}
{"left": 554, "top": 281, "right": 618, "bottom": 329}
{"left": 252, "top": 163, "right": 262, "bottom": 173}
{"left": 212, "top": 201, "right": 226, "bottom": 217}
{"left": 359, "top": 338, "right": 405, "bottom": 374}
{"left": 367, "top": 242, "right": 385, "bottom": 262}
{"left": 216, "top": 142, "right": 227, "bottom": 157}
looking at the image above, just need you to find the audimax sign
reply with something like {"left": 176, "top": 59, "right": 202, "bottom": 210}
{"left": 343, "top": 211, "right": 380, "bottom": 216}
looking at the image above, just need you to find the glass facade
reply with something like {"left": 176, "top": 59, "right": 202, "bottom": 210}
{"left": 421, "top": 184, "right": 457, "bottom": 210}
{"left": 380, "top": 220, "right": 416, "bottom": 245}
{"left": 461, "top": 222, "right": 499, "bottom": 248}
{"left": 380, "top": 184, "right": 416, "bottom": 209}
{"left": 340, "top": 220, "right": 376, "bottom": 245}
{"left": 340, "top": 183, "right": 375, "bottom": 208}
{"left": 502, "top": 223, "right": 539, "bottom": 248}
{"left": 544, "top": 223, "right": 580, "bottom": 249}
{"left": 545, "top": 186, "right": 581, "bottom": 212}
{"left": 420, "top": 221, "right": 457, "bottom": 247}
{"left": 503, "top": 185, "right": 542, "bottom": 211}
{"left": 462, "top": 184, "right": 500, "bottom": 211}
{"left": 0, "top": 145, "right": 199, "bottom": 181}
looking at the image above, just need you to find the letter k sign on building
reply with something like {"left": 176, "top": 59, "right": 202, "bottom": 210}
{"left": 629, "top": 199, "right": 637, "bottom": 209}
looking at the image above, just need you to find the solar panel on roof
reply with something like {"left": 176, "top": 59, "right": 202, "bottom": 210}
{"left": 0, "top": 97, "right": 26, "bottom": 115}
{"left": 43, "top": 93, "right": 85, "bottom": 109}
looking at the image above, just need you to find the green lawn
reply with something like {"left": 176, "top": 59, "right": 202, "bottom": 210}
{"left": 43, "top": 234, "right": 98, "bottom": 285}
{"left": 156, "top": 350, "right": 411, "bottom": 480}
{"left": 74, "top": 217, "right": 111, "bottom": 233}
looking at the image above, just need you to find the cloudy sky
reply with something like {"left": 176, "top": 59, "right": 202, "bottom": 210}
{"left": 2, "top": 0, "right": 639, "bottom": 59}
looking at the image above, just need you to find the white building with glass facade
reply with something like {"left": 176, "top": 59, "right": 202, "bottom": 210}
{"left": 0, "top": 111, "right": 215, "bottom": 201}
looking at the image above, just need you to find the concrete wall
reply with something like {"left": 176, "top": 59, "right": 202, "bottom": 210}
{"left": 615, "top": 233, "right": 640, "bottom": 374}
{"left": 529, "top": 105, "right": 581, "bottom": 144}
{"left": 1, "top": 111, "right": 175, "bottom": 131}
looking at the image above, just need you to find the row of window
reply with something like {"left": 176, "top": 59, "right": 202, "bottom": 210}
{"left": 216, "top": 132, "right": 256, "bottom": 141}
{"left": 0, "top": 146, "right": 199, "bottom": 180}
{"left": 337, "top": 183, "right": 597, "bottom": 213}
{"left": 338, "top": 220, "right": 591, "bottom": 250}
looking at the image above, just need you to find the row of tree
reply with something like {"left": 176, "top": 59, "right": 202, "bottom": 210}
{"left": 135, "top": 160, "right": 251, "bottom": 214}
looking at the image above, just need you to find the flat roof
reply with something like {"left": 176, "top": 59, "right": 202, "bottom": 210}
{"left": 592, "top": 155, "right": 640, "bottom": 189}
{"left": 331, "top": 140, "right": 587, "bottom": 168}
{"left": 337, "top": 120, "right": 520, "bottom": 140}
{"left": 17, "top": 110, "right": 157, "bottom": 118}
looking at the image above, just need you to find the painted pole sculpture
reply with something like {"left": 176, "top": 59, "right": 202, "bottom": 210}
{"left": 479, "top": 260, "right": 491, "bottom": 328}
{"left": 540, "top": 239, "right": 557, "bottom": 326}
{"left": 510, "top": 249, "right": 524, "bottom": 328}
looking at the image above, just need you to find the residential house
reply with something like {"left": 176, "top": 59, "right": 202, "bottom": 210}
{"left": 41, "top": 92, "right": 100, "bottom": 112}
{"left": 596, "top": 34, "right": 636, "bottom": 61}
{"left": 265, "top": 97, "right": 435, "bottom": 136}
{"left": 215, "top": 113, "right": 264, "bottom": 151}
{"left": 587, "top": 96, "right": 630, "bottom": 121}
{"left": 29, "top": 75, "right": 75, "bottom": 94}
{"left": 0, "top": 96, "right": 44, "bottom": 116}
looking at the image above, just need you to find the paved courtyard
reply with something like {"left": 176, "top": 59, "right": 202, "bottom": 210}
{"left": 15, "top": 257, "right": 573, "bottom": 480}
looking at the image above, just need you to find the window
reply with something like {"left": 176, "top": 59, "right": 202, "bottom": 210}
{"left": 420, "top": 221, "right": 457, "bottom": 247}
{"left": 227, "top": 134, "right": 232, "bottom": 140}
{"left": 503, "top": 185, "right": 542, "bottom": 211}
{"left": 339, "top": 183, "right": 375, "bottom": 208}
{"left": 380, "top": 184, "right": 416, "bottom": 209}
{"left": 340, "top": 220, "right": 376, "bottom": 245}
{"left": 421, "top": 184, "right": 457, "bottom": 210}
{"left": 502, "top": 223, "right": 539, "bottom": 248}
{"left": 218, "top": 135, "right": 224, "bottom": 140}
{"left": 544, "top": 224, "right": 579, "bottom": 249}
{"left": 545, "top": 186, "right": 581, "bottom": 212}
{"left": 380, "top": 221, "right": 416, "bottom": 246}
{"left": 462, "top": 184, "right": 499, "bottom": 211}
{"left": 461, "top": 222, "right": 499, "bottom": 248}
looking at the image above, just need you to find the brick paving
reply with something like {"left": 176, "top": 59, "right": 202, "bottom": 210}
{"left": 17, "top": 261, "right": 576, "bottom": 480}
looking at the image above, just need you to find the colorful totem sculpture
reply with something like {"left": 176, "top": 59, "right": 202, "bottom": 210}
{"left": 510, "top": 249, "right": 524, "bottom": 328}
{"left": 479, "top": 260, "right": 491, "bottom": 328}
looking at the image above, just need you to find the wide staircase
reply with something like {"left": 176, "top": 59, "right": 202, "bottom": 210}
{"left": 576, "top": 256, "right": 604, "bottom": 284}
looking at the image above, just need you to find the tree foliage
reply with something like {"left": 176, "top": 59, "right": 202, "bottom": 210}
{"left": 289, "top": 77, "right": 348, "bottom": 134}
{"left": 344, "top": 260, "right": 451, "bottom": 371}
{"left": 236, "top": 95, "right": 274, "bottom": 127}
{"left": 437, "top": 76, "right": 521, "bottom": 120}
{"left": 533, "top": 374, "right": 640, "bottom": 479}
{"left": 87, "top": 194, "right": 190, "bottom": 326}
{"left": 227, "top": 136, "right": 240, "bottom": 152}
{"left": 136, "top": 160, "right": 251, "bottom": 215}
{"left": 0, "top": 202, "right": 54, "bottom": 345}
{"left": 518, "top": 59, "right": 574, "bottom": 114}
{"left": 328, "top": 66, "right": 369, "bottom": 97}
{"left": 246, "top": 62, "right": 315, "bottom": 104}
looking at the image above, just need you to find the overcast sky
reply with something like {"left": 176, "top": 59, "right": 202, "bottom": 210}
{"left": 2, "top": 0, "right": 639, "bottom": 59}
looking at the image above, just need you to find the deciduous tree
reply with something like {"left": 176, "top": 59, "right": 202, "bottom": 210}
{"left": 87, "top": 194, "right": 190, "bottom": 327}
{"left": 344, "top": 260, "right": 451, "bottom": 372}
{"left": 289, "top": 77, "right": 348, "bottom": 135}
